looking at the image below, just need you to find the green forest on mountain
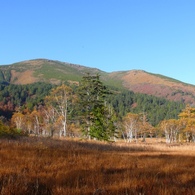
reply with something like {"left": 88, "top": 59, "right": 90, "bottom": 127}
{"left": 0, "top": 81, "right": 184, "bottom": 124}
{"left": 0, "top": 73, "right": 189, "bottom": 142}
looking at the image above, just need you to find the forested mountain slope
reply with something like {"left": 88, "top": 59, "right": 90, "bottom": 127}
{"left": 1, "top": 59, "right": 195, "bottom": 104}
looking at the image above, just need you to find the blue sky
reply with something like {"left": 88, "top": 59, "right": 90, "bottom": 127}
{"left": 1, "top": 0, "right": 195, "bottom": 84}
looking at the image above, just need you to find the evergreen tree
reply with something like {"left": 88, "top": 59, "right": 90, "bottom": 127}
{"left": 78, "top": 73, "right": 116, "bottom": 141}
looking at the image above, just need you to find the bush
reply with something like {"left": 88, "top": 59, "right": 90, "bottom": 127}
{"left": 0, "top": 122, "right": 26, "bottom": 139}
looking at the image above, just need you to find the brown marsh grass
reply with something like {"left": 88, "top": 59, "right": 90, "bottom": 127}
{"left": 0, "top": 137, "right": 195, "bottom": 195}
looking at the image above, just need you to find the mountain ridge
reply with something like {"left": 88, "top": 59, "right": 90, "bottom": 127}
{"left": 1, "top": 59, "right": 195, "bottom": 104}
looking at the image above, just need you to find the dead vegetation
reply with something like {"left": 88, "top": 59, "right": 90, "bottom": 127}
{"left": 0, "top": 137, "right": 195, "bottom": 195}
{"left": 10, "top": 70, "right": 39, "bottom": 84}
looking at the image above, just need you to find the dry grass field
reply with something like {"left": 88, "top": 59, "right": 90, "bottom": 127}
{"left": 0, "top": 137, "right": 195, "bottom": 195}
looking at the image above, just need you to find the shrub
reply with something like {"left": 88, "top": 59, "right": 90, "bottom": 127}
{"left": 0, "top": 121, "right": 26, "bottom": 139}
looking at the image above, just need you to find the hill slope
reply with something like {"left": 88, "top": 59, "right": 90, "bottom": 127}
{"left": 116, "top": 70, "right": 195, "bottom": 104}
{"left": 1, "top": 59, "right": 195, "bottom": 104}
{"left": 0, "top": 59, "right": 123, "bottom": 89}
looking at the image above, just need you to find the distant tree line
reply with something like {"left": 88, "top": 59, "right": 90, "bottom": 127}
{"left": 0, "top": 74, "right": 190, "bottom": 142}
{"left": 0, "top": 82, "right": 54, "bottom": 117}
{"left": 108, "top": 90, "right": 185, "bottom": 126}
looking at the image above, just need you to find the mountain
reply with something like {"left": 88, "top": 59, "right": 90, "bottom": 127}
{"left": 116, "top": 70, "right": 195, "bottom": 104}
{"left": 0, "top": 59, "right": 124, "bottom": 89}
{"left": 1, "top": 59, "right": 195, "bottom": 104}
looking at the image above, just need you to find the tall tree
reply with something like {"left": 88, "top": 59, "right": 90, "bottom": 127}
{"left": 45, "top": 84, "right": 73, "bottom": 137}
{"left": 139, "top": 112, "right": 154, "bottom": 141}
{"left": 11, "top": 112, "right": 25, "bottom": 131}
{"left": 42, "top": 105, "right": 57, "bottom": 137}
{"left": 122, "top": 113, "right": 140, "bottom": 142}
{"left": 178, "top": 105, "right": 195, "bottom": 142}
{"left": 30, "top": 109, "right": 42, "bottom": 136}
{"left": 78, "top": 73, "right": 116, "bottom": 141}
{"left": 159, "top": 119, "right": 182, "bottom": 143}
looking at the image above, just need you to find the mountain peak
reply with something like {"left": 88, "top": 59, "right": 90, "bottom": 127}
{"left": 1, "top": 59, "right": 195, "bottom": 104}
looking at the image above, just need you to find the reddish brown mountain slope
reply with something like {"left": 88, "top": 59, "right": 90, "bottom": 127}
{"left": 117, "top": 70, "right": 195, "bottom": 104}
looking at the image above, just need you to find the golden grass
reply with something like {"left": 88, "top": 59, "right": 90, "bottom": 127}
{"left": 0, "top": 137, "right": 195, "bottom": 195}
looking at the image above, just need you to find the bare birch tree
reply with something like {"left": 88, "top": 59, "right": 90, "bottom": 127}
{"left": 159, "top": 119, "right": 181, "bottom": 143}
{"left": 123, "top": 113, "right": 139, "bottom": 143}
{"left": 45, "top": 84, "right": 73, "bottom": 137}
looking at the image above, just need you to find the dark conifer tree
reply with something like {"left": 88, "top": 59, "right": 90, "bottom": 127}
{"left": 78, "top": 73, "right": 116, "bottom": 141}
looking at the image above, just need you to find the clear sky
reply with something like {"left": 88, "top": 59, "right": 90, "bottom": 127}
{"left": 1, "top": 0, "right": 195, "bottom": 84}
